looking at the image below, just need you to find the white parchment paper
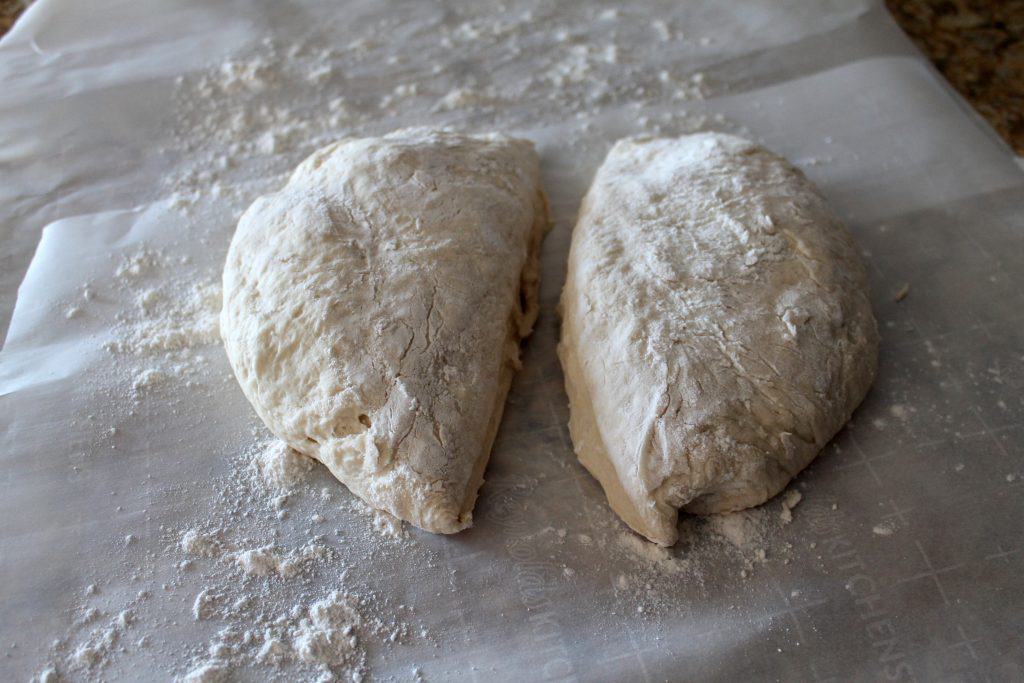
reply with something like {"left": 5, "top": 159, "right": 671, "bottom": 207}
{"left": 2, "top": 1, "right": 1023, "bottom": 680}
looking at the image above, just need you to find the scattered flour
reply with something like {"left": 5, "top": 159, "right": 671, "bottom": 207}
{"left": 651, "top": 19, "right": 672, "bottom": 41}
{"left": 252, "top": 439, "right": 314, "bottom": 491}
{"left": 371, "top": 510, "right": 408, "bottom": 541}
{"left": 231, "top": 539, "right": 333, "bottom": 579}
{"left": 594, "top": 496, "right": 794, "bottom": 614}
{"left": 779, "top": 489, "right": 803, "bottom": 524}
{"left": 257, "top": 635, "right": 288, "bottom": 666}
{"left": 341, "top": 496, "right": 409, "bottom": 542}
{"left": 181, "top": 529, "right": 222, "bottom": 558}
{"left": 111, "top": 279, "right": 221, "bottom": 356}
{"left": 68, "top": 620, "right": 124, "bottom": 672}
{"left": 617, "top": 531, "right": 671, "bottom": 564}
{"left": 177, "top": 661, "right": 229, "bottom": 683}
{"left": 433, "top": 86, "right": 501, "bottom": 112}
{"left": 231, "top": 545, "right": 281, "bottom": 578}
{"left": 132, "top": 368, "right": 168, "bottom": 392}
{"left": 707, "top": 509, "right": 767, "bottom": 549}
{"left": 291, "top": 592, "right": 364, "bottom": 673}
{"left": 192, "top": 589, "right": 220, "bottom": 621}
{"left": 41, "top": 446, "right": 419, "bottom": 679}
{"left": 97, "top": 248, "right": 223, "bottom": 403}
{"left": 872, "top": 521, "right": 896, "bottom": 536}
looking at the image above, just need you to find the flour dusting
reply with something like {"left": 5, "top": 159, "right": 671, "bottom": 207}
{"left": 252, "top": 439, "right": 314, "bottom": 491}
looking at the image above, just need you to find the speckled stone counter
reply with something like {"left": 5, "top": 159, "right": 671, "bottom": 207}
{"left": 0, "top": 0, "right": 23, "bottom": 35}
{"left": 886, "top": 0, "right": 1023, "bottom": 154}
{"left": 1, "top": 1, "right": 1022, "bottom": 153}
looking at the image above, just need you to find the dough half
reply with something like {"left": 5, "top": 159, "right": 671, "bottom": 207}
{"left": 222, "top": 129, "right": 549, "bottom": 534}
{"left": 558, "top": 133, "right": 878, "bottom": 546}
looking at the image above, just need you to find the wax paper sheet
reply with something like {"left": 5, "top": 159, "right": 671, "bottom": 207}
{"left": 2, "top": 1, "right": 1023, "bottom": 680}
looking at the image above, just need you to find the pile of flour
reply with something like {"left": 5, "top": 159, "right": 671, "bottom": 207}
{"left": 252, "top": 439, "right": 314, "bottom": 492}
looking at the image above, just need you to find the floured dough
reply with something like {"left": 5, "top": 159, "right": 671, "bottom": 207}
{"left": 558, "top": 133, "right": 878, "bottom": 546}
{"left": 221, "top": 129, "right": 549, "bottom": 534}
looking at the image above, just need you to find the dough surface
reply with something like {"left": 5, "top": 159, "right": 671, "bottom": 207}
{"left": 221, "top": 129, "right": 548, "bottom": 534}
{"left": 558, "top": 133, "right": 878, "bottom": 546}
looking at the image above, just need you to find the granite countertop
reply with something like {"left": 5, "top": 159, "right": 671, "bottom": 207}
{"left": 886, "top": 0, "right": 1023, "bottom": 154}
{"left": 0, "top": 0, "right": 1021, "bottom": 153}
{"left": 0, "top": 0, "right": 22, "bottom": 36}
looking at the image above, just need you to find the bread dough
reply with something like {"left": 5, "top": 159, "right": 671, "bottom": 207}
{"left": 221, "top": 129, "right": 549, "bottom": 534}
{"left": 558, "top": 133, "right": 878, "bottom": 546}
